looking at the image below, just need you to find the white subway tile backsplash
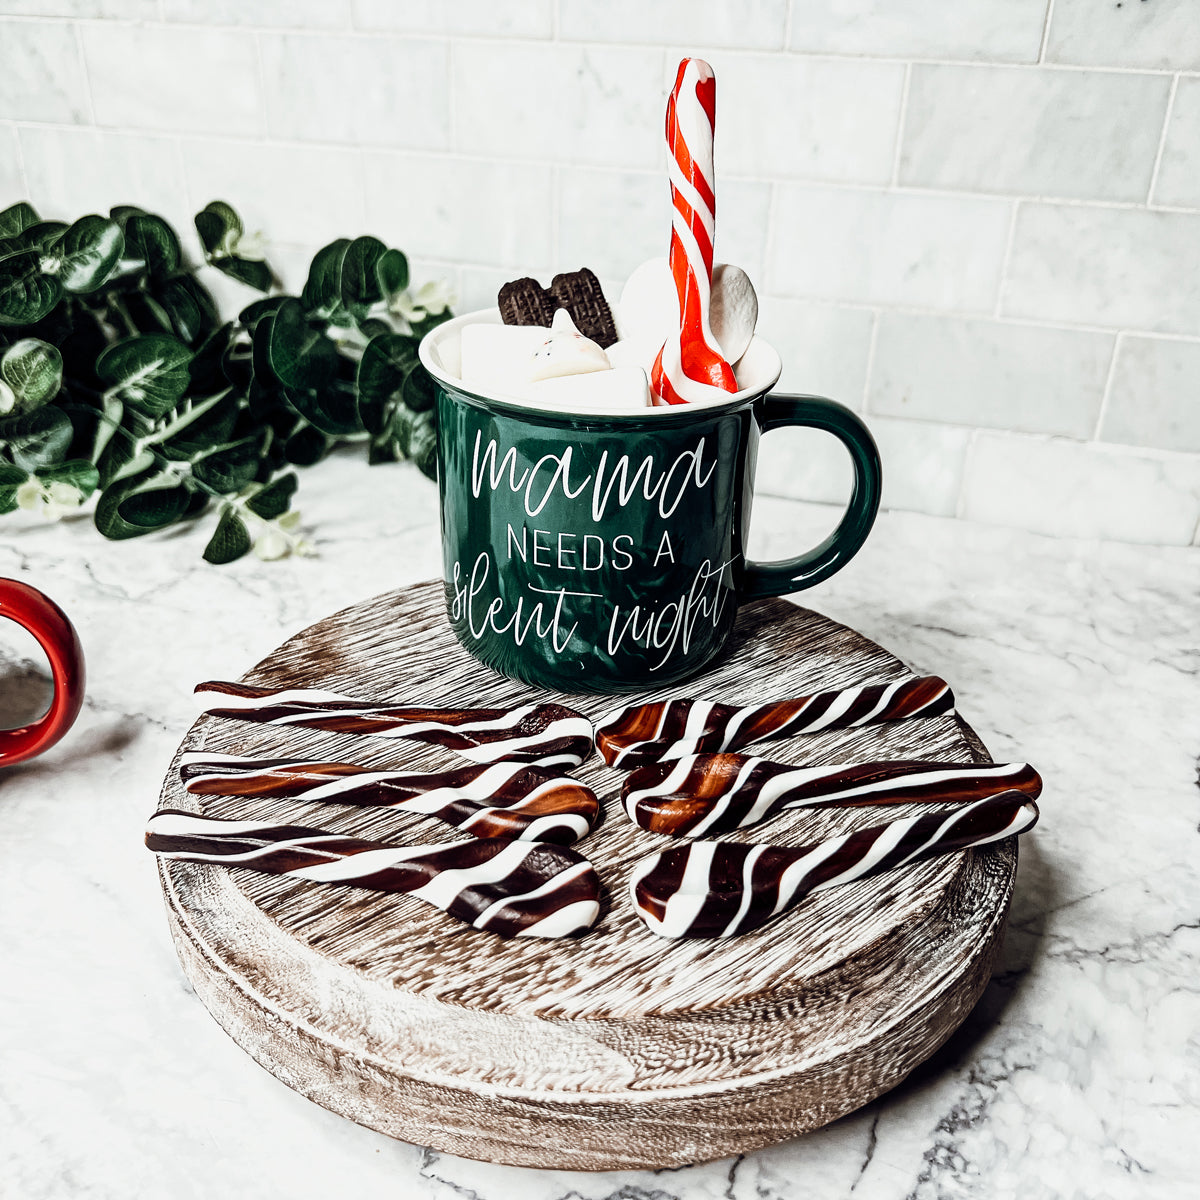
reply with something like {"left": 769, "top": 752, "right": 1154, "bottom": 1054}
{"left": 0, "top": 21, "right": 90, "bottom": 125}
{"left": 556, "top": 167, "right": 770, "bottom": 286}
{"left": 18, "top": 126, "right": 190, "bottom": 233}
{"left": 1100, "top": 336, "right": 1200, "bottom": 455}
{"left": 178, "top": 139, "right": 365, "bottom": 253}
{"left": 753, "top": 298, "right": 874, "bottom": 403}
{"left": 869, "top": 313, "right": 1112, "bottom": 438}
{"left": 770, "top": 185, "right": 1011, "bottom": 312}
{"left": 788, "top": 0, "right": 1049, "bottom": 63}
{"left": 1046, "top": 0, "right": 1200, "bottom": 71}
{"left": 453, "top": 43, "right": 664, "bottom": 168}
{"left": 353, "top": 0, "right": 553, "bottom": 37}
{"left": 261, "top": 34, "right": 449, "bottom": 150}
{"left": 162, "top": 1, "right": 351, "bottom": 28}
{"left": 870, "top": 416, "right": 971, "bottom": 516}
{"left": 962, "top": 433, "right": 1200, "bottom": 544}
{"left": 1003, "top": 203, "right": 1200, "bottom": 336}
{"left": 559, "top": 1, "right": 789, "bottom": 51}
{"left": 4, "top": 1, "right": 155, "bottom": 14}
{"left": 1152, "top": 78, "right": 1200, "bottom": 210}
{"left": 82, "top": 25, "right": 261, "bottom": 136}
{"left": 754, "top": 413, "right": 969, "bottom": 518}
{"left": 458, "top": 264, "right": 553, "bottom": 313}
{"left": 0, "top": 126, "right": 25, "bottom": 203}
{"left": 363, "top": 153, "right": 553, "bottom": 269}
{"left": 703, "top": 53, "right": 904, "bottom": 184}
{"left": 900, "top": 66, "right": 1169, "bottom": 203}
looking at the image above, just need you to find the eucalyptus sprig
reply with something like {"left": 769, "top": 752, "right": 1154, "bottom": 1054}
{"left": 0, "top": 199, "right": 452, "bottom": 563}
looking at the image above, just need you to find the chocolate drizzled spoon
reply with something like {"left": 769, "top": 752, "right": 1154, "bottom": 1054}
{"left": 629, "top": 790, "right": 1039, "bottom": 939}
{"left": 623, "top": 753, "right": 1042, "bottom": 837}
{"left": 146, "top": 810, "right": 601, "bottom": 939}
{"left": 597, "top": 676, "right": 954, "bottom": 769}
{"left": 195, "top": 681, "right": 594, "bottom": 768}
{"left": 180, "top": 752, "right": 598, "bottom": 844}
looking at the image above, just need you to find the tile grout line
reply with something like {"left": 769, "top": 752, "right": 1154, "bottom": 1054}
{"left": 72, "top": 20, "right": 99, "bottom": 127}
{"left": 992, "top": 200, "right": 1021, "bottom": 319}
{"left": 1037, "top": 0, "right": 1056, "bottom": 65}
{"left": 1145, "top": 73, "right": 1180, "bottom": 206}
{"left": 446, "top": 37, "right": 457, "bottom": 152}
{"left": 950, "top": 432, "right": 979, "bottom": 525}
{"left": 860, "top": 311, "right": 880, "bottom": 414}
{"left": 1090, "top": 331, "right": 1124, "bottom": 444}
{"left": 252, "top": 29, "right": 270, "bottom": 139}
{"left": 888, "top": 62, "right": 912, "bottom": 187}
{"left": 11, "top": 121, "right": 30, "bottom": 200}
{"left": 782, "top": 0, "right": 795, "bottom": 49}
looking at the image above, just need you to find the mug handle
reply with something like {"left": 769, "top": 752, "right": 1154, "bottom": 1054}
{"left": 0, "top": 579, "right": 86, "bottom": 766}
{"left": 741, "top": 393, "right": 882, "bottom": 600}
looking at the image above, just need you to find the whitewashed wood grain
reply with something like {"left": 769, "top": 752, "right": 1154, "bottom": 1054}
{"left": 154, "top": 580, "right": 1016, "bottom": 1169}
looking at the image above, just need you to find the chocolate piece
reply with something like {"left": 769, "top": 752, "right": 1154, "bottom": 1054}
{"left": 194, "top": 682, "right": 594, "bottom": 769}
{"left": 629, "top": 790, "right": 1039, "bottom": 939}
{"left": 498, "top": 276, "right": 557, "bottom": 329}
{"left": 180, "top": 752, "right": 598, "bottom": 844}
{"left": 146, "top": 809, "right": 601, "bottom": 939}
{"left": 549, "top": 268, "right": 617, "bottom": 348}
{"left": 623, "top": 754, "right": 1042, "bottom": 837}
{"left": 596, "top": 676, "right": 954, "bottom": 769}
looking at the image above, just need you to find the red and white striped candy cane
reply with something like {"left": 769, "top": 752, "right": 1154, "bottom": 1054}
{"left": 651, "top": 58, "right": 738, "bottom": 406}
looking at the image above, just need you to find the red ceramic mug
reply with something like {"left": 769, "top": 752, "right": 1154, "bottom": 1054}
{"left": 0, "top": 579, "right": 85, "bottom": 766}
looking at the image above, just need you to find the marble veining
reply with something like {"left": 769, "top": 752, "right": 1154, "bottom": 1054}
{"left": 0, "top": 449, "right": 1197, "bottom": 1197}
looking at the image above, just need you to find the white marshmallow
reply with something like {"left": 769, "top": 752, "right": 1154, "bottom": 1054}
{"left": 460, "top": 323, "right": 550, "bottom": 394}
{"left": 528, "top": 309, "right": 611, "bottom": 381}
{"left": 524, "top": 366, "right": 651, "bottom": 411}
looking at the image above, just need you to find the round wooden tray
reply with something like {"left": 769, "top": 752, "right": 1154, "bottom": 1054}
{"left": 155, "top": 580, "right": 1016, "bottom": 1171}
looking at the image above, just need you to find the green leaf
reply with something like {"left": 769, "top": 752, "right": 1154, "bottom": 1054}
{"left": 1, "top": 338, "right": 63, "bottom": 409}
{"left": 375, "top": 248, "right": 409, "bottom": 299}
{"left": 203, "top": 507, "right": 251, "bottom": 564}
{"left": 283, "top": 423, "right": 329, "bottom": 466}
{"left": 301, "top": 238, "right": 350, "bottom": 317}
{"left": 267, "top": 297, "right": 337, "bottom": 390}
{"left": 156, "top": 389, "right": 238, "bottom": 461}
{"left": 0, "top": 250, "right": 62, "bottom": 325}
{"left": 156, "top": 273, "right": 218, "bottom": 346}
{"left": 188, "top": 322, "right": 234, "bottom": 395}
{"left": 246, "top": 472, "right": 297, "bottom": 520}
{"left": 410, "top": 409, "right": 438, "bottom": 479}
{"left": 123, "top": 214, "right": 181, "bottom": 279}
{"left": 114, "top": 476, "right": 192, "bottom": 529}
{"left": 213, "top": 255, "right": 274, "bottom": 292}
{"left": 47, "top": 215, "right": 124, "bottom": 294}
{"left": 97, "top": 438, "right": 154, "bottom": 491}
{"left": 194, "top": 200, "right": 242, "bottom": 255}
{"left": 282, "top": 383, "right": 361, "bottom": 437}
{"left": 407, "top": 308, "right": 453, "bottom": 341}
{"left": 0, "top": 406, "right": 74, "bottom": 471}
{"left": 402, "top": 364, "right": 436, "bottom": 413}
{"left": 238, "top": 295, "right": 288, "bottom": 332}
{"left": 109, "top": 205, "right": 148, "bottom": 226}
{"left": 0, "top": 462, "right": 28, "bottom": 514}
{"left": 0, "top": 203, "right": 38, "bottom": 240}
{"left": 192, "top": 435, "right": 261, "bottom": 493}
{"left": 357, "top": 331, "right": 419, "bottom": 404}
{"left": 96, "top": 332, "right": 193, "bottom": 419}
{"left": 40, "top": 458, "right": 100, "bottom": 501}
{"left": 120, "top": 291, "right": 174, "bottom": 335}
{"left": 13, "top": 221, "right": 68, "bottom": 251}
{"left": 340, "top": 236, "right": 387, "bottom": 316}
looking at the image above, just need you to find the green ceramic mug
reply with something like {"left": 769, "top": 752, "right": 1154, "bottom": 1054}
{"left": 420, "top": 312, "right": 881, "bottom": 694}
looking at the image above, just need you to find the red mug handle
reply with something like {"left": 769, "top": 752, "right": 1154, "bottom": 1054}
{"left": 0, "top": 579, "right": 85, "bottom": 766}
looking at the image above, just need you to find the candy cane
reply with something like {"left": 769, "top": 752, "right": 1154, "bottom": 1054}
{"left": 630, "top": 791, "right": 1039, "bottom": 939}
{"left": 650, "top": 58, "right": 738, "bottom": 406}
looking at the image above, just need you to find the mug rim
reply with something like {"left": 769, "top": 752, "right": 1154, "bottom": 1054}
{"left": 419, "top": 307, "right": 783, "bottom": 424}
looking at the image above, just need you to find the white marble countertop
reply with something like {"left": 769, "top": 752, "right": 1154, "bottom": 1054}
{"left": 1, "top": 449, "right": 1197, "bottom": 1199}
